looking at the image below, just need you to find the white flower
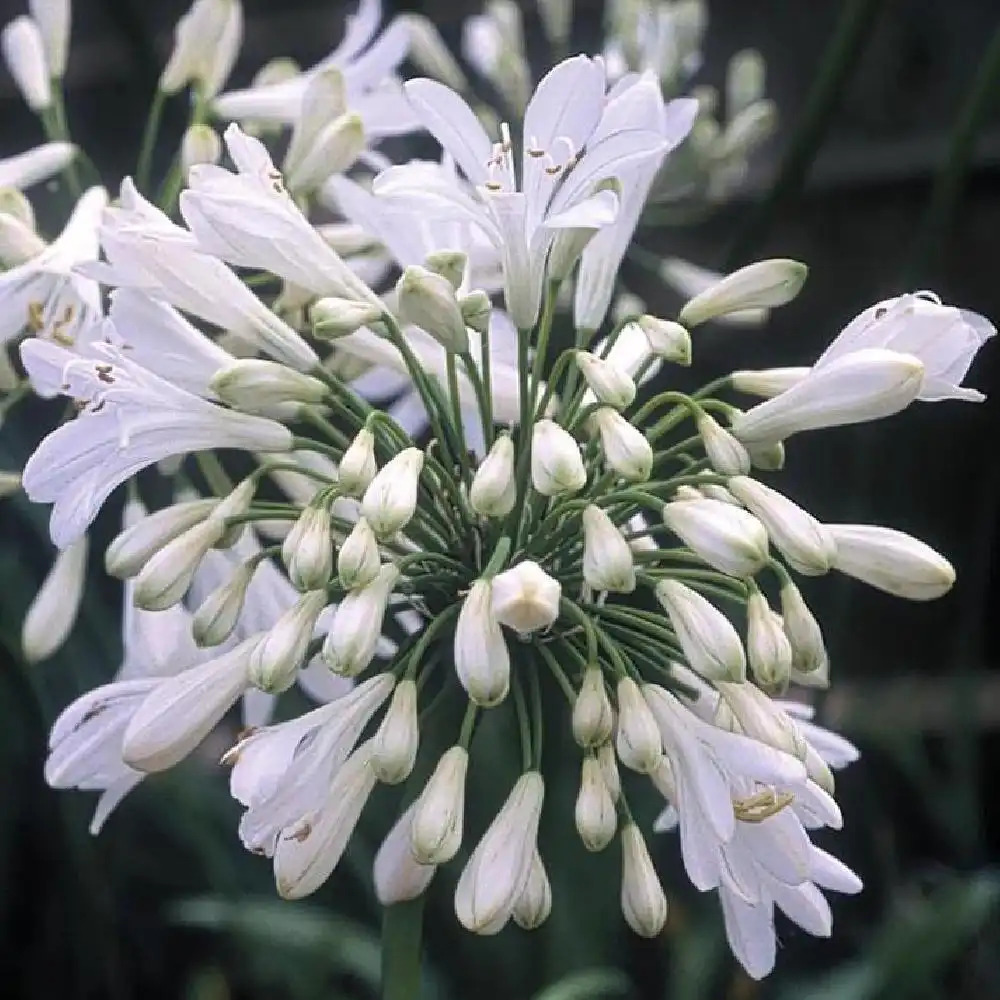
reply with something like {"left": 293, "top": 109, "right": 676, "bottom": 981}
{"left": 122, "top": 636, "right": 258, "bottom": 772}
{"left": 248, "top": 590, "right": 328, "bottom": 693}
{"left": 2, "top": 16, "right": 51, "bottom": 110}
{"left": 0, "top": 185, "right": 105, "bottom": 350}
{"left": 655, "top": 579, "right": 745, "bottom": 682}
{"left": 211, "top": 358, "right": 328, "bottom": 417}
{"left": 28, "top": 0, "right": 70, "bottom": 78}
{"left": 384, "top": 55, "right": 668, "bottom": 327}
{"left": 455, "top": 771, "right": 545, "bottom": 934}
{"left": 575, "top": 351, "right": 636, "bottom": 409}
{"left": 745, "top": 590, "right": 793, "bottom": 693}
{"left": 461, "top": 2, "right": 530, "bottom": 114}
{"left": 337, "top": 516, "right": 380, "bottom": 591}
{"left": 660, "top": 257, "right": 771, "bottom": 326}
{"left": 88, "top": 179, "right": 319, "bottom": 372}
{"left": 582, "top": 504, "right": 636, "bottom": 593}
{"left": 338, "top": 427, "right": 378, "bottom": 496}
{"left": 732, "top": 348, "right": 925, "bottom": 445}
{"left": 826, "top": 523, "right": 955, "bottom": 600}
{"left": 591, "top": 407, "right": 653, "bottom": 481}
{"left": 411, "top": 745, "right": 469, "bottom": 863}
{"left": 575, "top": 754, "right": 617, "bottom": 851}
{"left": 361, "top": 447, "right": 424, "bottom": 537}
{"left": 727, "top": 476, "right": 836, "bottom": 575}
{"left": 282, "top": 505, "right": 333, "bottom": 591}
{"left": 615, "top": 676, "right": 662, "bottom": 773}
{"left": 395, "top": 264, "right": 469, "bottom": 354}
{"left": 180, "top": 125, "right": 381, "bottom": 308}
{"left": 22, "top": 535, "right": 88, "bottom": 662}
{"left": 322, "top": 564, "right": 399, "bottom": 675}
{"left": 637, "top": 315, "right": 691, "bottom": 364}
{"left": 374, "top": 801, "right": 437, "bottom": 904}
{"left": 572, "top": 666, "right": 614, "bottom": 748}
{"left": 532, "top": 419, "right": 586, "bottom": 496}
{"left": 678, "top": 259, "right": 808, "bottom": 327}
{"left": 0, "top": 141, "right": 75, "bottom": 190}
{"left": 697, "top": 412, "right": 751, "bottom": 476}
{"left": 21, "top": 345, "right": 291, "bottom": 546}
{"left": 181, "top": 124, "right": 223, "bottom": 172}
{"left": 470, "top": 434, "right": 516, "bottom": 517}
{"left": 620, "top": 823, "right": 668, "bottom": 937}
{"left": 661, "top": 497, "right": 769, "bottom": 578}
{"left": 160, "top": 0, "right": 243, "bottom": 99}
{"left": 455, "top": 579, "right": 510, "bottom": 707}
{"left": 371, "top": 678, "right": 419, "bottom": 783}
{"left": 491, "top": 560, "right": 561, "bottom": 634}
{"left": 192, "top": 560, "right": 255, "bottom": 647}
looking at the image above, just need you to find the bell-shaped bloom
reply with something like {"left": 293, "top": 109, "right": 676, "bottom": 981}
{"left": 455, "top": 771, "right": 545, "bottom": 934}
{"left": 455, "top": 579, "right": 510, "bottom": 706}
{"left": 0, "top": 141, "right": 76, "bottom": 190}
{"left": 491, "top": 560, "right": 561, "bottom": 634}
{"left": 732, "top": 349, "right": 925, "bottom": 445}
{"left": 826, "top": 523, "right": 955, "bottom": 600}
{"left": 21, "top": 344, "right": 291, "bottom": 547}
{"left": 0, "top": 186, "right": 105, "bottom": 350}
{"left": 381, "top": 56, "right": 668, "bottom": 327}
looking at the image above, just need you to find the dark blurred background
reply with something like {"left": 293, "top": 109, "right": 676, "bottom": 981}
{"left": 1, "top": 1, "right": 999, "bottom": 998}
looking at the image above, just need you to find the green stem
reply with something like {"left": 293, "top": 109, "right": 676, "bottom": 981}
{"left": 137, "top": 88, "right": 167, "bottom": 195}
{"left": 195, "top": 451, "right": 233, "bottom": 496}
{"left": 381, "top": 897, "right": 424, "bottom": 1000}
{"left": 446, "top": 352, "right": 471, "bottom": 483}
{"left": 461, "top": 349, "right": 492, "bottom": 451}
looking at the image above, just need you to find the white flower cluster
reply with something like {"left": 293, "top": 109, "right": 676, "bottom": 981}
{"left": 1, "top": 0, "right": 994, "bottom": 983}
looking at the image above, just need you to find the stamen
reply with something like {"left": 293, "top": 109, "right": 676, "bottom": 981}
{"left": 732, "top": 788, "right": 795, "bottom": 823}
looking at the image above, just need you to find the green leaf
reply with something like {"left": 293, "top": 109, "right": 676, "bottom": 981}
{"left": 531, "top": 968, "right": 631, "bottom": 1000}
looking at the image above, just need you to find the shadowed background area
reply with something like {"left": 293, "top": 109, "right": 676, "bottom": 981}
{"left": 0, "top": 1, "right": 998, "bottom": 998}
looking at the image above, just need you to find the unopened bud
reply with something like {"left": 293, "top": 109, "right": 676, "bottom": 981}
{"left": 192, "top": 560, "right": 255, "bottom": 646}
{"left": 512, "top": 850, "right": 551, "bottom": 930}
{"left": 615, "top": 677, "right": 662, "bottom": 773}
{"left": 411, "top": 745, "right": 468, "bottom": 863}
{"left": 134, "top": 518, "right": 225, "bottom": 610}
{"left": 338, "top": 427, "right": 377, "bottom": 496}
{"left": 211, "top": 359, "right": 327, "bottom": 416}
{"left": 105, "top": 499, "right": 217, "bottom": 578}
{"left": 679, "top": 259, "right": 808, "bottom": 328}
{"left": 424, "top": 250, "right": 467, "bottom": 291}
{"left": 575, "top": 754, "right": 617, "bottom": 851}
{"left": 597, "top": 741, "right": 621, "bottom": 801}
{"left": 662, "top": 497, "right": 769, "bottom": 578}
{"left": 779, "top": 581, "right": 828, "bottom": 676}
{"left": 726, "top": 49, "right": 767, "bottom": 117}
{"left": 374, "top": 802, "right": 437, "bottom": 904}
{"left": 747, "top": 439, "right": 785, "bottom": 470}
{"left": 337, "top": 516, "right": 380, "bottom": 590}
{"left": 490, "top": 560, "right": 561, "bottom": 635}
{"left": 248, "top": 589, "right": 326, "bottom": 693}
{"left": 730, "top": 367, "right": 810, "bottom": 398}
{"left": 575, "top": 351, "right": 636, "bottom": 409}
{"left": 361, "top": 447, "right": 424, "bottom": 537}
{"left": 396, "top": 264, "right": 469, "bottom": 354}
{"left": 470, "top": 434, "right": 516, "bottom": 518}
{"left": 637, "top": 316, "right": 691, "bottom": 364}
{"left": 573, "top": 666, "right": 614, "bottom": 748}
{"left": 591, "top": 408, "right": 653, "bottom": 482}
{"left": 322, "top": 565, "right": 398, "bottom": 676}
{"left": 281, "top": 503, "right": 333, "bottom": 590}
{"left": 697, "top": 412, "right": 751, "bottom": 475}
{"left": 582, "top": 504, "right": 635, "bottom": 593}
{"left": 372, "top": 679, "right": 419, "bottom": 783}
{"left": 30, "top": 0, "right": 71, "bottom": 79}
{"left": 620, "top": 823, "right": 668, "bottom": 937}
{"left": 455, "top": 579, "right": 510, "bottom": 706}
{"left": 288, "top": 112, "right": 365, "bottom": 193}
{"left": 181, "top": 124, "right": 222, "bottom": 173}
{"left": 532, "top": 419, "right": 586, "bottom": 496}
{"left": 310, "top": 296, "right": 382, "bottom": 339}
{"left": 746, "top": 589, "right": 792, "bottom": 694}
{"left": 2, "top": 17, "right": 51, "bottom": 111}
{"left": 458, "top": 290, "right": 492, "bottom": 334}
{"left": 401, "top": 13, "right": 468, "bottom": 90}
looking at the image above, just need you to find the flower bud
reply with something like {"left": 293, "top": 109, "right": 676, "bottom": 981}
{"left": 714, "top": 680, "right": 806, "bottom": 761}
{"left": 678, "top": 259, "right": 808, "bottom": 328}
{"left": 575, "top": 351, "right": 636, "bottom": 409}
{"left": 411, "top": 745, "right": 468, "bottom": 864}
{"left": 582, "top": 505, "right": 636, "bottom": 593}
{"left": 310, "top": 296, "right": 383, "bottom": 339}
{"left": 0, "top": 201, "right": 45, "bottom": 266}
{"left": 455, "top": 579, "right": 510, "bottom": 707}
{"left": 361, "top": 448, "right": 424, "bottom": 537}
{"left": 470, "top": 434, "right": 516, "bottom": 517}
{"left": 2, "top": 17, "right": 51, "bottom": 111}
{"left": 615, "top": 677, "right": 662, "bottom": 773}
{"left": 396, "top": 264, "right": 470, "bottom": 354}
{"left": 732, "top": 349, "right": 925, "bottom": 445}
{"left": 598, "top": 740, "right": 621, "bottom": 801}
{"left": 827, "top": 523, "right": 955, "bottom": 600}
{"left": 458, "top": 289, "right": 492, "bottom": 335}
{"left": 337, "top": 516, "right": 380, "bottom": 590}
{"left": 22, "top": 536, "right": 87, "bottom": 663}
{"left": 105, "top": 499, "right": 218, "bottom": 578}
{"left": 372, "top": 679, "right": 419, "bottom": 783}
{"left": 400, "top": 13, "right": 467, "bottom": 90}
{"left": 160, "top": 0, "right": 241, "bottom": 97}
{"left": 575, "top": 754, "right": 616, "bottom": 851}
{"left": 591, "top": 407, "right": 653, "bottom": 481}
{"left": 727, "top": 48, "right": 766, "bottom": 116}
{"left": 637, "top": 315, "right": 691, "bottom": 365}
{"left": 727, "top": 476, "right": 834, "bottom": 575}
{"left": 134, "top": 518, "right": 225, "bottom": 610}
{"left": 662, "top": 498, "right": 769, "bottom": 578}
{"left": 779, "top": 580, "right": 828, "bottom": 676}
{"left": 374, "top": 803, "right": 437, "bottom": 905}
{"left": 697, "top": 412, "right": 751, "bottom": 476}
{"left": 0, "top": 184, "right": 35, "bottom": 229}
{"left": 490, "top": 560, "right": 561, "bottom": 634}
{"left": 29, "top": 0, "right": 70, "bottom": 78}
{"left": 747, "top": 439, "right": 785, "bottom": 471}
{"left": 211, "top": 359, "right": 327, "bottom": 416}
{"left": 455, "top": 771, "right": 544, "bottom": 935}
{"left": 513, "top": 850, "right": 551, "bottom": 930}
{"left": 192, "top": 560, "right": 255, "bottom": 646}
{"left": 322, "top": 564, "right": 398, "bottom": 676}
{"left": 282, "top": 504, "right": 333, "bottom": 591}
{"left": 655, "top": 579, "right": 746, "bottom": 681}
{"left": 730, "top": 367, "right": 809, "bottom": 398}
{"left": 721, "top": 100, "right": 777, "bottom": 157}
{"left": 248, "top": 589, "right": 327, "bottom": 693}
{"left": 181, "top": 124, "right": 222, "bottom": 173}
{"left": 287, "top": 112, "right": 365, "bottom": 193}
{"left": 620, "top": 823, "right": 668, "bottom": 938}
{"left": 424, "top": 250, "right": 468, "bottom": 291}
{"left": 572, "top": 666, "right": 613, "bottom": 748}
{"left": 532, "top": 419, "right": 586, "bottom": 496}
{"left": 746, "top": 590, "right": 792, "bottom": 694}
{"left": 338, "top": 428, "right": 377, "bottom": 496}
